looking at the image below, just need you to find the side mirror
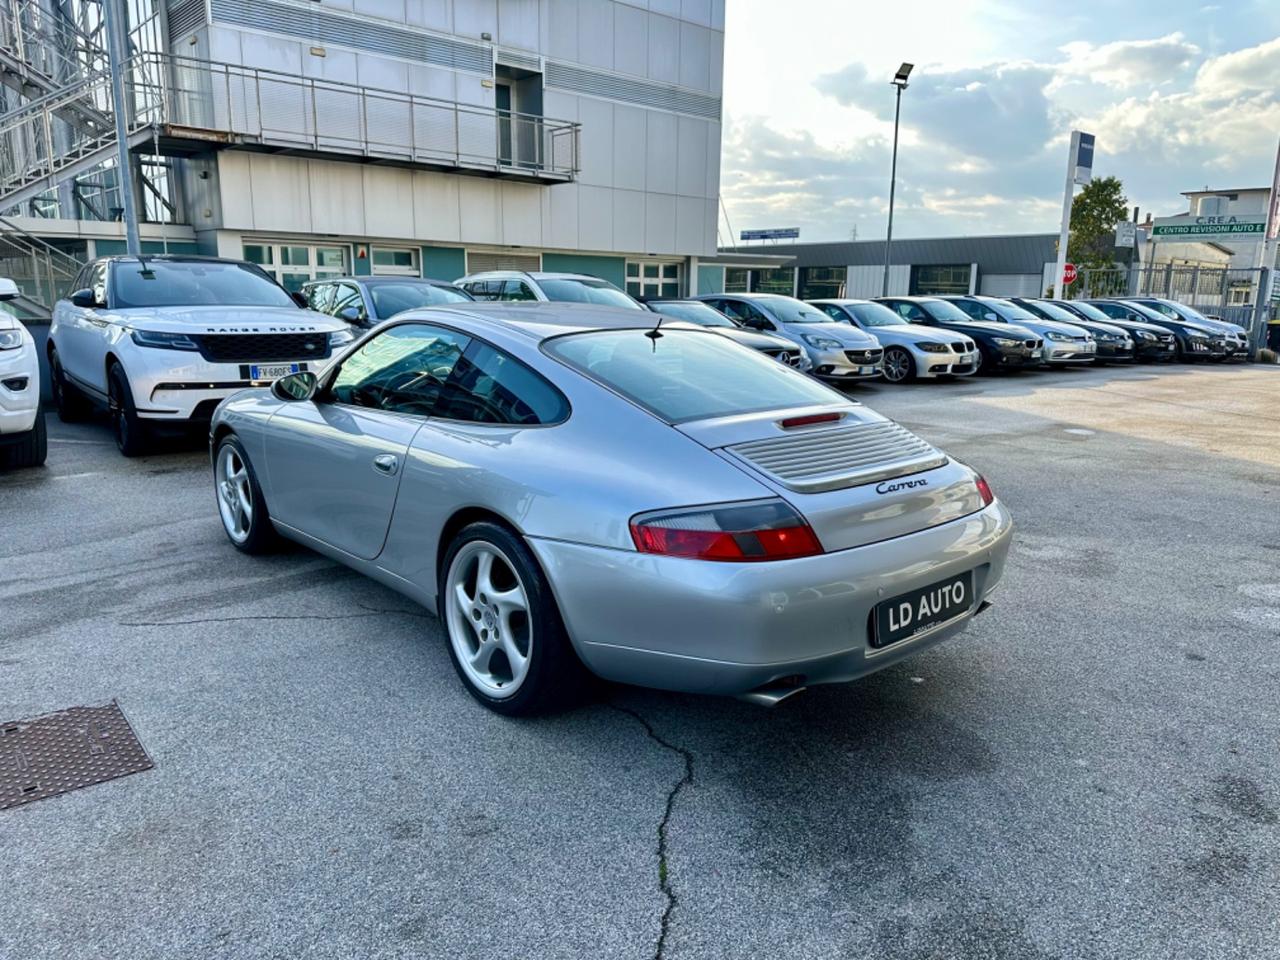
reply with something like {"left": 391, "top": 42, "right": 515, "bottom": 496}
{"left": 338, "top": 305, "right": 362, "bottom": 323}
{"left": 70, "top": 288, "right": 98, "bottom": 308}
{"left": 271, "top": 371, "right": 318, "bottom": 402}
{"left": 290, "top": 291, "right": 308, "bottom": 308}
{"left": 0, "top": 277, "right": 19, "bottom": 302}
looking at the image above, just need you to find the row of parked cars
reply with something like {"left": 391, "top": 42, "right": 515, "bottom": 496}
{"left": 0, "top": 255, "right": 1252, "bottom": 469}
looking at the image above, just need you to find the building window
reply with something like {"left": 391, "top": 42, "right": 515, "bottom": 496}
{"left": 910, "top": 264, "right": 971, "bottom": 296}
{"left": 626, "top": 260, "right": 682, "bottom": 298}
{"left": 798, "top": 266, "right": 846, "bottom": 300}
{"left": 244, "top": 242, "right": 348, "bottom": 293}
{"left": 750, "top": 268, "right": 795, "bottom": 295}
{"left": 372, "top": 246, "right": 420, "bottom": 276}
{"left": 724, "top": 268, "right": 750, "bottom": 293}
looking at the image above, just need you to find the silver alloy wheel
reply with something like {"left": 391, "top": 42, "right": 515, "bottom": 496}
{"left": 445, "top": 540, "right": 533, "bottom": 698}
{"left": 216, "top": 444, "right": 254, "bottom": 544}
{"left": 883, "top": 346, "right": 912, "bottom": 382}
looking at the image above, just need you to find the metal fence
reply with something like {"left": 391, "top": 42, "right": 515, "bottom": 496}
{"left": 146, "top": 54, "right": 580, "bottom": 181}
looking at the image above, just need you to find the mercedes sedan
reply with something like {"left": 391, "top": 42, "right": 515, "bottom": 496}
{"left": 210, "top": 303, "right": 1012, "bottom": 714}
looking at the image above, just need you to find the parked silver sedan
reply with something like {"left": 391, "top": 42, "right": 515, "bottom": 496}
{"left": 211, "top": 303, "right": 1012, "bottom": 714}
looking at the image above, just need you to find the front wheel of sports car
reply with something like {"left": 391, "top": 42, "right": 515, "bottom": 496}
{"left": 441, "top": 522, "right": 587, "bottom": 715}
{"left": 214, "top": 434, "right": 280, "bottom": 554}
{"left": 882, "top": 346, "right": 915, "bottom": 383}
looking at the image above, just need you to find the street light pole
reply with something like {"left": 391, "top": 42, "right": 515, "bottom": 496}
{"left": 882, "top": 63, "right": 912, "bottom": 297}
{"left": 103, "top": 0, "right": 140, "bottom": 256}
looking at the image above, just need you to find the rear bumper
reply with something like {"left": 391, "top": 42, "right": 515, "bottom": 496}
{"left": 530, "top": 501, "right": 1013, "bottom": 696}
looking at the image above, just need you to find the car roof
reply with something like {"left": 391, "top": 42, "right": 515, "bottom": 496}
{"left": 460, "top": 271, "right": 611, "bottom": 282}
{"left": 304, "top": 275, "right": 459, "bottom": 286}
{"left": 101, "top": 254, "right": 243, "bottom": 265}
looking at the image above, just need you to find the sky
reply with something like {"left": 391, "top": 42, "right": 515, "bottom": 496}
{"left": 718, "top": 0, "right": 1280, "bottom": 244}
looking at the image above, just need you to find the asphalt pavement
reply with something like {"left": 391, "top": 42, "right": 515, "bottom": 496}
{"left": 2, "top": 361, "right": 1278, "bottom": 959}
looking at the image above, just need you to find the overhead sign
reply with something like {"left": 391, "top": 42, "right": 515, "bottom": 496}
{"left": 1062, "top": 263, "right": 1078, "bottom": 285}
{"left": 1114, "top": 222, "right": 1136, "bottom": 248}
{"left": 1151, "top": 215, "right": 1266, "bottom": 239}
{"left": 1070, "top": 131, "right": 1095, "bottom": 186}
{"left": 740, "top": 227, "right": 800, "bottom": 241}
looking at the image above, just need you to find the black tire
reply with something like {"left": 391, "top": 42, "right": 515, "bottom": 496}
{"left": 881, "top": 346, "right": 915, "bottom": 383}
{"left": 439, "top": 520, "right": 589, "bottom": 716}
{"left": 213, "top": 433, "right": 281, "bottom": 554}
{"left": 3, "top": 412, "right": 47, "bottom": 469}
{"left": 49, "top": 345, "right": 90, "bottom": 422}
{"left": 108, "top": 362, "right": 150, "bottom": 457}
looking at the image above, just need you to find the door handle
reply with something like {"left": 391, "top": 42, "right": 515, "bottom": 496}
{"left": 372, "top": 453, "right": 399, "bottom": 476}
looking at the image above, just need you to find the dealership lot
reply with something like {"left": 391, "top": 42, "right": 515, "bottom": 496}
{"left": 2, "top": 363, "right": 1279, "bottom": 960}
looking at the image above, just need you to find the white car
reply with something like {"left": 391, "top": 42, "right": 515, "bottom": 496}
{"left": 809, "top": 298, "right": 979, "bottom": 382}
{"left": 0, "top": 278, "right": 46, "bottom": 468}
{"left": 49, "top": 255, "right": 354, "bottom": 456}
{"left": 455, "top": 270, "right": 645, "bottom": 310}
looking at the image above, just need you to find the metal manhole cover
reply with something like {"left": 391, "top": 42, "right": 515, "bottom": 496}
{"left": 1, "top": 701, "right": 153, "bottom": 811}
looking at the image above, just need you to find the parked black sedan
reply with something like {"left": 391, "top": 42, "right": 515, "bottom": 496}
{"left": 1085, "top": 299, "right": 1228, "bottom": 361}
{"left": 1009, "top": 298, "right": 1134, "bottom": 363}
{"left": 303, "top": 275, "right": 473, "bottom": 328}
{"left": 876, "top": 296, "right": 1043, "bottom": 372}
{"left": 1052, "top": 299, "right": 1177, "bottom": 362}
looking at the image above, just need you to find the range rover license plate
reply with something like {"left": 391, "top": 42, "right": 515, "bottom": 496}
{"left": 250, "top": 363, "right": 300, "bottom": 380}
{"left": 872, "top": 570, "right": 974, "bottom": 648}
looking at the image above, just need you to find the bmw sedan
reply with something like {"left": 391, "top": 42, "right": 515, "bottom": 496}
{"left": 941, "top": 296, "right": 1096, "bottom": 366}
{"left": 1009, "top": 298, "right": 1133, "bottom": 363}
{"left": 211, "top": 303, "right": 1012, "bottom": 714}
{"left": 877, "top": 296, "right": 1043, "bottom": 372}
{"left": 809, "top": 298, "right": 979, "bottom": 382}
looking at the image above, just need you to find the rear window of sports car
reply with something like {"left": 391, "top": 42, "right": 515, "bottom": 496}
{"left": 544, "top": 328, "right": 842, "bottom": 423}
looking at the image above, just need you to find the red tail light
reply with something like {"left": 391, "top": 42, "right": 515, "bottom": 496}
{"left": 975, "top": 474, "right": 995, "bottom": 506}
{"left": 630, "top": 499, "right": 822, "bottom": 561}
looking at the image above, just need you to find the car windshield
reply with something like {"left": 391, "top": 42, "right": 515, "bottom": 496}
{"left": 1063, "top": 301, "right": 1113, "bottom": 322}
{"left": 1159, "top": 300, "right": 1212, "bottom": 324}
{"left": 545, "top": 329, "right": 841, "bottom": 423}
{"left": 987, "top": 300, "right": 1038, "bottom": 321}
{"left": 538, "top": 278, "right": 642, "bottom": 310}
{"left": 847, "top": 302, "right": 907, "bottom": 327}
{"left": 113, "top": 259, "right": 296, "bottom": 309}
{"left": 921, "top": 300, "right": 974, "bottom": 323}
{"left": 757, "top": 296, "right": 829, "bottom": 323}
{"left": 369, "top": 281, "right": 471, "bottom": 317}
{"left": 649, "top": 301, "right": 735, "bottom": 328}
{"left": 1026, "top": 300, "right": 1077, "bottom": 322}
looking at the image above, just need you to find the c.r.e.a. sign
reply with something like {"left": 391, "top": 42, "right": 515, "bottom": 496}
{"left": 1151, "top": 215, "right": 1266, "bottom": 238}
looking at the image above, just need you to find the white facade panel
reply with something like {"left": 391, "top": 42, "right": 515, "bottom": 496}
{"left": 577, "top": 0, "right": 614, "bottom": 70}
{"left": 217, "top": 153, "right": 255, "bottom": 229}
{"left": 247, "top": 154, "right": 313, "bottom": 233}
{"left": 356, "top": 55, "right": 409, "bottom": 92}
{"left": 498, "top": 0, "right": 540, "bottom": 50}
{"left": 681, "top": 0, "right": 714, "bottom": 28}
{"left": 453, "top": 0, "right": 498, "bottom": 41}
{"left": 845, "top": 264, "right": 910, "bottom": 298}
{"left": 645, "top": 111, "right": 678, "bottom": 194}
{"left": 645, "top": 193, "right": 677, "bottom": 254}
{"left": 678, "top": 22, "right": 712, "bottom": 92}
{"left": 544, "top": 184, "right": 580, "bottom": 249}
{"left": 545, "top": 0, "right": 579, "bottom": 61}
{"left": 363, "top": 166, "right": 416, "bottom": 238}
{"left": 612, "top": 105, "right": 647, "bottom": 189}
{"left": 405, "top": 0, "right": 453, "bottom": 30}
{"left": 239, "top": 31, "right": 302, "bottom": 74}
{"left": 613, "top": 189, "right": 646, "bottom": 251}
{"left": 355, "top": 0, "right": 408, "bottom": 21}
{"left": 501, "top": 181, "right": 544, "bottom": 247}
{"left": 612, "top": 4, "right": 649, "bottom": 79}
{"left": 676, "top": 115, "right": 707, "bottom": 197}
{"left": 576, "top": 97, "right": 614, "bottom": 187}
{"left": 674, "top": 195, "right": 704, "bottom": 254}
{"left": 647, "top": 15, "right": 680, "bottom": 84}
{"left": 413, "top": 171, "right": 462, "bottom": 241}
{"left": 578, "top": 185, "right": 613, "bottom": 250}
{"left": 308, "top": 162, "right": 367, "bottom": 236}
{"left": 458, "top": 179, "right": 503, "bottom": 243}
{"left": 303, "top": 46, "right": 360, "bottom": 83}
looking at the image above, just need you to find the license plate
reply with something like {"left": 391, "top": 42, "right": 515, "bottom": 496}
{"left": 250, "top": 363, "right": 300, "bottom": 380}
{"left": 1031, "top": 349, "right": 1042, "bottom": 358}
{"left": 872, "top": 570, "right": 975, "bottom": 649}
{"left": 860, "top": 365, "right": 875, "bottom": 374}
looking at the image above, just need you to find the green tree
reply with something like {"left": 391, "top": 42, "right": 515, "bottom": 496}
{"left": 1063, "top": 175, "right": 1128, "bottom": 295}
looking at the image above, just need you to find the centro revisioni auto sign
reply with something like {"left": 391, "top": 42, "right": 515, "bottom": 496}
{"left": 1151, "top": 215, "right": 1267, "bottom": 238}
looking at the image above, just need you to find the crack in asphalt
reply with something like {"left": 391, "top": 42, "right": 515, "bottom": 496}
{"left": 121, "top": 604, "right": 431, "bottom": 627}
{"left": 612, "top": 705, "right": 695, "bottom": 960}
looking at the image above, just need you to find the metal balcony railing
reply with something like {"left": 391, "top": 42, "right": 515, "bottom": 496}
{"left": 145, "top": 54, "right": 580, "bottom": 182}
{"left": 0, "top": 0, "right": 108, "bottom": 92}
{"left": 0, "top": 215, "right": 84, "bottom": 314}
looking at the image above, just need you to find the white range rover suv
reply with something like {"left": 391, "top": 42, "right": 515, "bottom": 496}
{"left": 0, "top": 277, "right": 46, "bottom": 469}
{"left": 49, "top": 256, "right": 354, "bottom": 456}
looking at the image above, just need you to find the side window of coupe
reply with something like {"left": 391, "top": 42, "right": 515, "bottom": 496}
{"left": 436, "top": 342, "right": 569, "bottom": 426}
{"left": 330, "top": 323, "right": 470, "bottom": 416}
{"left": 332, "top": 283, "right": 367, "bottom": 322}
{"left": 499, "top": 280, "right": 538, "bottom": 302}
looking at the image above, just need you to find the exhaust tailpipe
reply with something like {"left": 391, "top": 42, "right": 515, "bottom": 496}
{"left": 737, "top": 679, "right": 807, "bottom": 708}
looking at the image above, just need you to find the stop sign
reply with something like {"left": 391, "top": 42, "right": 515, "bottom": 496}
{"left": 1063, "top": 263, "right": 1078, "bottom": 285}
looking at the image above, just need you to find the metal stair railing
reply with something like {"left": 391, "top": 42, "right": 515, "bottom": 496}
{"left": 0, "top": 0, "right": 109, "bottom": 91}
{"left": 0, "top": 214, "right": 84, "bottom": 314}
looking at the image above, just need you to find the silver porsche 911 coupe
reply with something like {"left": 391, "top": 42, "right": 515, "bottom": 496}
{"left": 210, "top": 302, "right": 1012, "bottom": 714}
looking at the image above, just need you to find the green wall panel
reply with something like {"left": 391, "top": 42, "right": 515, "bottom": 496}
{"left": 93, "top": 240, "right": 200, "bottom": 256}
{"left": 541, "top": 254, "right": 626, "bottom": 289}
{"left": 422, "top": 246, "right": 467, "bottom": 281}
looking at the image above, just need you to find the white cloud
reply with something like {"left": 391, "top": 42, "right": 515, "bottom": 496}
{"left": 1055, "top": 34, "right": 1200, "bottom": 88}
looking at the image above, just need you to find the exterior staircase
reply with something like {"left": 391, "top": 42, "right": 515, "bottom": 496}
{"left": 0, "top": 216, "right": 84, "bottom": 317}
